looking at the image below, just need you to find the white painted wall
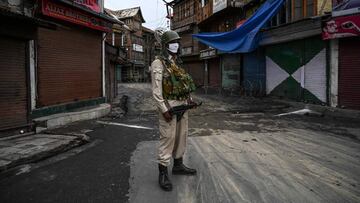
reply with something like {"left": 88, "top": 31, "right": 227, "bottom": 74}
{"left": 329, "top": 39, "right": 339, "bottom": 107}
{"left": 29, "top": 40, "right": 36, "bottom": 110}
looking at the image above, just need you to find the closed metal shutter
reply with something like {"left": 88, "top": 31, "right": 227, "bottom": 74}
{"left": 185, "top": 61, "right": 204, "bottom": 87}
{"left": 222, "top": 54, "right": 241, "bottom": 90}
{"left": 339, "top": 38, "right": 360, "bottom": 110}
{"left": 37, "top": 26, "right": 102, "bottom": 107}
{"left": 303, "top": 38, "right": 327, "bottom": 103}
{"left": 266, "top": 40, "right": 303, "bottom": 100}
{"left": 0, "top": 37, "right": 28, "bottom": 132}
{"left": 243, "top": 49, "right": 266, "bottom": 96}
{"left": 208, "top": 58, "right": 221, "bottom": 87}
{"left": 266, "top": 37, "right": 326, "bottom": 103}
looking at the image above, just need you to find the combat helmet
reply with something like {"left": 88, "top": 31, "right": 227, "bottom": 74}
{"left": 161, "top": 30, "right": 181, "bottom": 45}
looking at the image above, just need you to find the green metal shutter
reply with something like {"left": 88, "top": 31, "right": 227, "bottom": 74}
{"left": 266, "top": 40, "right": 303, "bottom": 100}
{"left": 266, "top": 37, "right": 327, "bottom": 103}
{"left": 221, "top": 54, "right": 241, "bottom": 90}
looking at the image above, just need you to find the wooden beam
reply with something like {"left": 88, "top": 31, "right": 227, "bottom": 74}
{"left": 303, "top": 0, "right": 307, "bottom": 18}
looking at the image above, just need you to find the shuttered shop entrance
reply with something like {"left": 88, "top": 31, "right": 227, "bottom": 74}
{"left": 37, "top": 26, "right": 102, "bottom": 107}
{"left": 243, "top": 49, "right": 266, "bottom": 96}
{"left": 0, "top": 37, "right": 29, "bottom": 133}
{"left": 339, "top": 38, "right": 360, "bottom": 110}
{"left": 208, "top": 58, "right": 221, "bottom": 88}
{"left": 186, "top": 61, "right": 204, "bottom": 87}
{"left": 222, "top": 54, "right": 241, "bottom": 90}
{"left": 266, "top": 37, "right": 327, "bottom": 103}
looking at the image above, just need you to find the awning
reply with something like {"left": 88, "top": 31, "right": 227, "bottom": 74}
{"left": 192, "top": 0, "right": 284, "bottom": 53}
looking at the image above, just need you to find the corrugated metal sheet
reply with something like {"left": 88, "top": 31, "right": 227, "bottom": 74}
{"left": 221, "top": 54, "right": 241, "bottom": 90}
{"left": 303, "top": 37, "right": 327, "bottom": 103}
{"left": 37, "top": 26, "right": 102, "bottom": 107}
{"left": 304, "top": 49, "right": 327, "bottom": 103}
{"left": 339, "top": 37, "right": 360, "bottom": 110}
{"left": 0, "top": 37, "right": 29, "bottom": 132}
{"left": 243, "top": 49, "right": 266, "bottom": 96}
{"left": 184, "top": 61, "right": 204, "bottom": 87}
{"left": 208, "top": 58, "right": 221, "bottom": 87}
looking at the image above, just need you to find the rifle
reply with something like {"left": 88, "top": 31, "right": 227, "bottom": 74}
{"left": 169, "top": 102, "right": 202, "bottom": 121}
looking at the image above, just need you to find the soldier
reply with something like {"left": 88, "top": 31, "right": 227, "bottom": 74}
{"left": 151, "top": 30, "right": 197, "bottom": 191}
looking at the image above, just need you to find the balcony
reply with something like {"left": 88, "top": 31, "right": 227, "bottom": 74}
{"left": 197, "top": 0, "right": 253, "bottom": 24}
{"left": 171, "top": 15, "right": 196, "bottom": 29}
{"left": 196, "top": 2, "right": 212, "bottom": 24}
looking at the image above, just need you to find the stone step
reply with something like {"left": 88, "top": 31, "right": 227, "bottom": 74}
{"left": 34, "top": 104, "right": 111, "bottom": 132}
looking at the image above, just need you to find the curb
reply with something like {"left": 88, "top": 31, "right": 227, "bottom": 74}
{"left": 274, "top": 99, "right": 360, "bottom": 119}
{"left": 0, "top": 134, "right": 89, "bottom": 175}
{"left": 34, "top": 104, "right": 111, "bottom": 133}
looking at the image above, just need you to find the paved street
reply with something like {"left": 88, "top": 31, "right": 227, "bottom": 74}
{"left": 1, "top": 84, "right": 360, "bottom": 203}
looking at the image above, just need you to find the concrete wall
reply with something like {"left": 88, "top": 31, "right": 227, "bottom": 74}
{"left": 329, "top": 39, "right": 339, "bottom": 107}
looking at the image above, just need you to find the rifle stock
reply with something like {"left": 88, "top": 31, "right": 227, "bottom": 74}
{"left": 169, "top": 102, "right": 202, "bottom": 121}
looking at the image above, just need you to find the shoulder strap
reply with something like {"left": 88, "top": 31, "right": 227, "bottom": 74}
{"left": 159, "top": 57, "right": 173, "bottom": 75}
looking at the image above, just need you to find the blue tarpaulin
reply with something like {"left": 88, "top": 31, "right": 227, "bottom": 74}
{"left": 192, "top": 0, "right": 284, "bottom": 53}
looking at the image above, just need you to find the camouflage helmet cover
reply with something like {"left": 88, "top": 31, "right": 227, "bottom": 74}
{"left": 161, "top": 30, "right": 181, "bottom": 45}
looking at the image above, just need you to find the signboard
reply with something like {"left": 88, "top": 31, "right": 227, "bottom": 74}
{"left": 213, "top": 0, "right": 227, "bottom": 13}
{"left": 132, "top": 44, "right": 143, "bottom": 52}
{"left": 200, "top": 48, "right": 217, "bottom": 59}
{"left": 181, "top": 47, "right": 192, "bottom": 56}
{"left": 322, "top": 14, "right": 360, "bottom": 40}
{"left": 42, "top": 0, "right": 111, "bottom": 32}
{"left": 74, "top": 0, "right": 100, "bottom": 13}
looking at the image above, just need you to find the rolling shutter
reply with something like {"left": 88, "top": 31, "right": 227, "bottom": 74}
{"left": 208, "top": 58, "right": 221, "bottom": 87}
{"left": 339, "top": 38, "right": 360, "bottom": 109}
{"left": 266, "top": 37, "right": 327, "bottom": 103}
{"left": 222, "top": 54, "right": 241, "bottom": 90}
{"left": 37, "top": 26, "right": 102, "bottom": 107}
{"left": 0, "top": 37, "right": 29, "bottom": 133}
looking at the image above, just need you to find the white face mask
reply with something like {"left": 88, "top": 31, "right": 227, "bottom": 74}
{"left": 168, "top": 43, "right": 179, "bottom": 54}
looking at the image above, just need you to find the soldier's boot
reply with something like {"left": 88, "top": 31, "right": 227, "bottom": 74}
{"left": 172, "top": 157, "right": 197, "bottom": 175}
{"left": 158, "top": 164, "right": 172, "bottom": 191}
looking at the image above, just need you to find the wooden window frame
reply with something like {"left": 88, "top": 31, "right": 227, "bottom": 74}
{"left": 291, "top": 0, "right": 317, "bottom": 21}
